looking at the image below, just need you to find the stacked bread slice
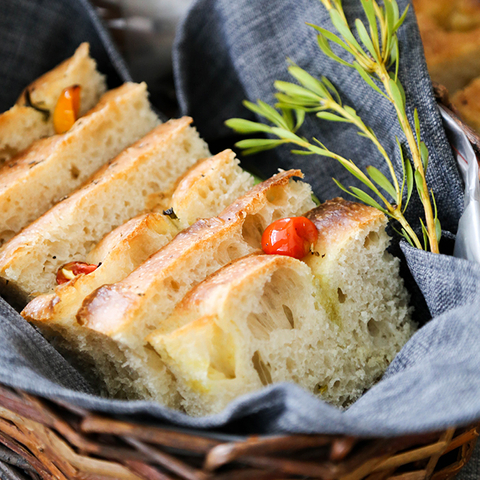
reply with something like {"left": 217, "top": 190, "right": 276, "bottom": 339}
{"left": 71, "top": 170, "right": 314, "bottom": 402}
{"left": 0, "top": 82, "right": 159, "bottom": 245}
{"left": 22, "top": 149, "right": 253, "bottom": 340}
{"left": 0, "top": 117, "right": 209, "bottom": 303}
{"left": 0, "top": 43, "right": 106, "bottom": 164}
{"left": 1, "top": 45, "right": 415, "bottom": 414}
{"left": 147, "top": 199, "right": 414, "bottom": 415}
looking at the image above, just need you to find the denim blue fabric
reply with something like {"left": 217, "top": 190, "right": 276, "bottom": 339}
{"left": 1, "top": 3, "right": 480, "bottom": 478}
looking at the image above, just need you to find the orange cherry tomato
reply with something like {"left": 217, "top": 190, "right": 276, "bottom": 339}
{"left": 53, "top": 85, "right": 81, "bottom": 134}
{"left": 56, "top": 261, "right": 98, "bottom": 285}
{"left": 261, "top": 217, "right": 318, "bottom": 259}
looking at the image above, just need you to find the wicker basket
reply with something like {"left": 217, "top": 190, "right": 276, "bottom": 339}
{"left": 0, "top": 385, "right": 477, "bottom": 480}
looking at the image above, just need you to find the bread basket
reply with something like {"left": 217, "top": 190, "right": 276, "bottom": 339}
{"left": 0, "top": 0, "right": 479, "bottom": 477}
{"left": 0, "top": 383, "right": 478, "bottom": 480}
{"left": 0, "top": 84, "right": 475, "bottom": 480}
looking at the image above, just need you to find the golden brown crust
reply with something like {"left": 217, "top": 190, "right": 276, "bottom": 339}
{"left": 16, "top": 43, "right": 91, "bottom": 108}
{"left": 305, "top": 198, "right": 385, "bottom": 253}
{"left": 77, "top": 169, "right": 303, "bottom": 336}
{"left": 22, "top": 212, "right": 179, "bottom": 326}
{"left": 0, "top": 118, "right": 191, "bottom": 272}
{"left": 171, "top": 150, "right": 235, "bottom": 204}
{"left": 219, "top": 169, "right": 303, "bottom": 220}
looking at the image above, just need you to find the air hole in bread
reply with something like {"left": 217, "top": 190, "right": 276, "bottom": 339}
{"left": 227, "top": 244, "right": 241, "bottom": 261}
{"left": 247, "top": 269, "right": 297, "bottom": 341}
{"left": 166, "top": 278, "right": 181, "bottom": 292}
{"left": 242, "top": 214, "right": 264, "bottom": 248}
{"left": 363, "top": 231, "right": 380, "bottom": 249}
{"left": 182, "top": 139, "right": 192, "bottom": 152}
{"left": 282, "top": 304, "right": 295, "bottom": 328}
{"left": 367, "top": 318, "right": 380, "bottom": 337}
{"left": 266, "top": 186, "right": 287, "bottom": 206}
{"left": 337, "top": 288, "right": 346, "bottom": 304}
{"left": 208, "top": 323, "right": 236, "bottom": 380}
{"left": 252, "top": 350, "right": 272, "bottom": 386}
{"left": 70, "top": 164, "right": 80, "bottom": 179}
{"left": 0, "top": 230, "right": 15, "bottom": 245}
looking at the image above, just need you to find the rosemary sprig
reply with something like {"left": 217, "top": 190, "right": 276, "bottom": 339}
{"left": 226, "top": 0, "right": 440, "bottom": 252}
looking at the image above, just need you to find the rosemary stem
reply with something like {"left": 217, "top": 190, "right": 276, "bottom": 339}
{"left": 392, "top": 209, "right": 423, "bottom": 249}
{"left": 328, "top": 102, "right": 401, "bottom": 204}
{"left": 379, "top": 67, "right": 440, "bottom": 253}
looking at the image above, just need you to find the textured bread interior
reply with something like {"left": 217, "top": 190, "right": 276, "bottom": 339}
{"left": 304, "top": 212, "right": 413, "bottom": 406}
{"left": 0, "top": 82, "right": 158, "bottom": 247}
{"left": 148, "top": 203, "right": 414, "bottom": 415}
{"left": 1, "top": 118, "right": 207, "bottom": 302}
{"left": 171, "top": 149, "right": 255, "bottom": 227}
{"left": 21, "top": 150, "right": 254, "bottom": 399}
{"left": 76, "top": 173, "right": 314, "bottom": 403}
{"left": 0, "top": 43, "right": 106, "bottom": 164}
{"left": 149, "top": 256, "right": 330, "bottom": 416}
{"left": 21, "top": 150, "right": 250, "bottom": 333}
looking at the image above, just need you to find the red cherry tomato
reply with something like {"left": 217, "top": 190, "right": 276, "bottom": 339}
{"left": 261, "top": 217, "right": 318, "bottom": 259}
{"left": 56, "top": 261, "right": 98, "bottom": 285}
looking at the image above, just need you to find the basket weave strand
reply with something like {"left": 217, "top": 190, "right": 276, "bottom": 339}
{"left": 0, "top": 385, "right": 477, "bottom": 479}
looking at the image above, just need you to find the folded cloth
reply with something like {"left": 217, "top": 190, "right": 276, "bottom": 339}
{"left": 0, "top": 0, "right": 480, "bottom": 459}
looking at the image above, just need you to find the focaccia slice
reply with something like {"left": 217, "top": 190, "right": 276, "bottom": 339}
{"left": 0, "top": 118, "right": 208, "bottom": 303}
{"left": 302, "top": 198, "right": 414, "bottom": 405}
{"left": 22, "top": 150, "right": 253, "bottom": 345}
{"left": 147, "top": 199, "right": 414, "bottom": 415}
{"left": 75, "top": 171, "right": 315, "bottom": 403}
{"left": 0, "top": 43, "right": 106, "bottom": 163}
{"left": 0, "top": 82, "right": 158, "bottom": 245}
{"left": 148, "top": 255, "right": 331, "bottom": 416}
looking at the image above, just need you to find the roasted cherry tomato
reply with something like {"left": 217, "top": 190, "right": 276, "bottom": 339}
{"left": 56, "top": 261, "right": 98, "bottom": 285}
{"left": 53, "top": 85, "right": 81, "bottom": 134}
{"left": 261, "top": 216, "right": 318, "bottom": 259}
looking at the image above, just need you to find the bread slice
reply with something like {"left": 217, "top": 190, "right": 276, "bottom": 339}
{"left": 75, "top": 170, "right": 315, "bottom": 403}
{"left": 0, "top": 82, "right": 158, "bottom": 246}
{"left": 147, "top": 199, "right": 414, "bottom": 415}
{"left": 304, "top": 199, "right": 414, "bottom": 405}
{"left": 148, "top": 254, "right": 331, "bottom": 416}
{"left": 0, "top": 43, "right": 106, "bottom": 163}
{"left": 21, "top": 149, "right": 253, "bottom": 348}
{"left": 171, "top": 149, "right": 255, "bottom": 227}
{"left": 452, "top": 77, "right": 480, "bottom": 132}
{"left": 0, "top": 118, "right": 208, "bottom": 304}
